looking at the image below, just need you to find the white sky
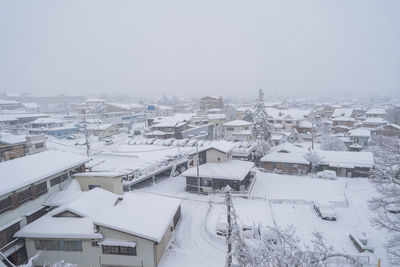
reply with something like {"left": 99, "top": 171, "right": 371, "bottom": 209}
{"left": 0, "top": 0, "right": 399, "bottom": 98}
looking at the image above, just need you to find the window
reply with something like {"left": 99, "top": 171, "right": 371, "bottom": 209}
{"left": 27, "top": 207, "right": 47, "bottom": 224}
{"left": 0, "top": 197, "right": 12, "bottom": 215}
{"left": 17, "top": 188, "right": 32, "bottom": 204}
{"left": 0, "top": 221, "right": 20, "bottom": 247}
{"left": 226, "top": 127, "right": 234, "bottom": 131}
{"left": 92, "top": 241, "right": 99, "bottom": 246}
{"left": 35, "top": 143, "right": 44, "bottom": 149}
{"left": 217, "top": 157, "right": 221, "bottom": 161}
{"left": 50, "top": 174, "right": 68, "bottom": 187}
{"left": 89, "top": 185, "right": 101, "bottom": 190}
{"left": 34, "top": 240, "right": 82, "bottom": 251}
{"left": 36, "top": 181, "right": 48, "bottom": 196}
{"left": 102, "top": 245, "right": 136, "bottom": 256}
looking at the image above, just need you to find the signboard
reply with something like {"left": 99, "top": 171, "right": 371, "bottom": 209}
{"left": 147, "top": 105, "right": 155, "bottom": 111}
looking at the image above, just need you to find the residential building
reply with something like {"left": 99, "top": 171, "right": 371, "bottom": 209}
{"left": 199, "top": 96, "right": 224, "bottom": 111}
{"left": 366, "top": 108, "right": 386, "bottom": 118}
{"left": 378, "top": 123, "right": 400, "bottom": 137}
{"left": 223, "top": 120, "right": 253, "bottom": 141}
{"left": 182, "top": 160, "right": 255, "bottom": 193}
{"left": 331, "top": 117, "right": 355, "bottom": 128}
{"left": 15, "top": 188, "right": 181, "bottom": 267}
{"left": 207, "top": 113, "right": 227, "bottom": 127}
{"left": 87, "top": 124, "right": 119, "bottom": 137}
{"left": 0, "top": 151, "right": 88, "bottom": 265}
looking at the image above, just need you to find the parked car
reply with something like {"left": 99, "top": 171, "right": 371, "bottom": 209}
{"left": 134, "top": 130, "right": 141, "bottom": 135}
{"left": 313, "top": 203, "right": 337, "bottom": 221}
{"left": 66, "top": 134, "right": 77, "bottom": 140}
{"left": 105, "top": 139, "right": 114, "bottom": 145}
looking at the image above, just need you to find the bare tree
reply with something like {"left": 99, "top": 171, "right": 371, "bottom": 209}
{"left": 368, "top": 135, "right": 400, "bottom": 265}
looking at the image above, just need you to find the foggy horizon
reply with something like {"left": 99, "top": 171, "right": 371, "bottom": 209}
{"left": 1, "top": 0, "right": 399, "bottom": 98}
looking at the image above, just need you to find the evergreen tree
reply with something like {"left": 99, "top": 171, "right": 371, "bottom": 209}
{"left": 251, "top": 89, "right": 271, "bottom": 161}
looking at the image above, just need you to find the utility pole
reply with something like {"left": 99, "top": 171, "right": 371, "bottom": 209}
{"left": 225, "top": 188, "right": 232, "bottom": 267}
{"left": 83, "top": 110, "right": 90, "bottom": 157}
{"left": 196, "top": 140, "right": 200, "bottom": 194}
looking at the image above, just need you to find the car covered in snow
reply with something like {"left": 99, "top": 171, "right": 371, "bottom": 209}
{"left": 313, "top": 203, "right": 337, "bottom": 221}
{"left": 316, "top": 170, "right": 337, "bottom": 180}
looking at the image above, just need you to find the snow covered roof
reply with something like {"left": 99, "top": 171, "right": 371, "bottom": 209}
{"left": 74, "top": 171, "right": 126, "bottom": 178}
{"left": 224, "top": 120, "right": 253, "bottom": 127}
{"left": 385, "top": 123, "right": 400, "bottom": 130}
{"left": 366, "top": 108, "right": 386, "bottom": 115}
{"left": 261, "top": 145, "right": 374, "bottom": 168}
{"left": 152, "top": 118, "right": 187, "bottom": 128}
{"left": 207, "top": 113, "right": 227, "bottom": 120}
{"left": 87, "top": 123, "right": 116, "bottom": 131}
{"left": 317, "top": 150, "right": 374, "bottom": 168}
{"left": 271, "top": 133, "right": 285, "bottom": 141}
{"left": 30, "top": 117, "right": 64, "bottom": 124}
{"left": 181, "top": 160, "right": 255, "bottom": 181}
{"left": 0, "top": 150, "right": 88, "bottom": 196}
{"left": 231, "top": 130, "right": 252, "bottom": 136}
{"left": 348, "top": 128, "right": 371, "bottom": 137}
{"left": 94, "top": 191, "right": 182, "bottom": 243}
{"left": 363, "top": 117, "right": 387, "bottom": 125}
{"left": 298, "top": 120, "right": 312, "bottom": 128}
{"left": 189, "top": 140, "right": 236, "bottom": 155}
{"left": 260, "top": 151, "right": 309, "bottom": 165}
{"left": 332, "top": 108, "right": 353, "bottom": 118}
{"left": 332, "top": 116, "right": 355, "bottom": 122}
{"left": 15, "top": 188, "right": 118, "bottom": 239}
{"left": 0, "top": 133, "right": 27, "bottom": 145}
{"left": 22, "top": 103, "right": 39, "bottom": 109}
{"left": 145, "top": 130, "right": 169, "bottom": 136}
{"left": 266, "top": 108, "right": 311, "bottom": 121}
{"left": 0, "top": 115, "right": 17, "bottom": 122}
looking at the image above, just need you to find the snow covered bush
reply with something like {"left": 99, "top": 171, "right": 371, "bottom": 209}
{"left": 320, "top": 136, "right": 348, "bottom": 151}
{"left": 251, "top": 89, "right": 271, "bottom": 162}
{"left": 317, "top": 170, "right": 337, "bottom": 180}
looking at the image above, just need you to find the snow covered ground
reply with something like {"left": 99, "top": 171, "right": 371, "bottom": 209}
{"left": 136, "top": 172, "right": 388, "bottom": 267}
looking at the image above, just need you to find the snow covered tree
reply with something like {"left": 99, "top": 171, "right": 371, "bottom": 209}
{"left": 320, "top": 136, "right": 348, "bottom": 151}
{"left": 234, "top": 226, "right": 361, "bottom": 267}
{"left": 251, "top": 89, "right": 271, "bottom": 162}
{"left": 304, "top": 150, "right": 323, "bottom": 173}
{"left": 368, "top": 135, "right": 400, "bottom": 265}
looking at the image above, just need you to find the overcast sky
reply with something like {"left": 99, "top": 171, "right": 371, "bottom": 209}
{"left": 0, "top": 0, "right": 399, "bottom": 98}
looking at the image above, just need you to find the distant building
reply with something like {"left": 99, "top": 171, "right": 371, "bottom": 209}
{"left": 366, "top": 108, "right": 386, "bottom": 118}
{"left": 332, "top": 117, "right": 355, "bottom": 128}
{"left": 87, "top": 124, "right": 119, "bottom": 137}
{"left": 223, "top": 120, "right": 253, "bottom": 141}
{"left": 199, "top": 96, "right": 224, "bottom": 111}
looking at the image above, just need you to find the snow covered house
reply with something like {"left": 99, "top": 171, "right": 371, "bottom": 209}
{"left": 297, "top": 120, "right": 313, "bottom": 134}
{"left": 188, "top": 141, "right": 236, "bottom": 167}
{"left": 73, "top": 172, "right": 126, "bottom": 194}
{"left": 87, "top": 123, "right": 119, "bottom": 137}
{"left": 270, "top": 133, "right": 287, "bottom": 146}
{"left": 0, "top": 134, "right": 29, "bottom": 161}
{"left": 199, "top": 96, "right": 224, "bottom": 111}
{"left": 331, "top": 108, "right": 354, "bottom": 118}
{"left": 147, "top": 118, "right": 189, "bottom": 139}
{"left": 362, "top": 117, "right": 387, "bottom": 128}
{"left": 15, "top": 188, "right": 181, "bottom": 267}
{"left": 347, "top": 128, "right": 371, "bottom": 149}
{"left": 378, "top": 123, "right": 400, "bottom": 137}
{"left": 0, "top": 150, "right": 88, "bottom": 265}
{"left": 266, "top": 108, "right": 312, "bottom": 130}
{"left": 29, "top": 117, "right": 64, "bottom": 129}
{"left": 223, "top": 120, "right": 253, "bottom": 141}
{"left": 260, "top": 143, "right": 374, "bottom": 177}
{"left": 365, "top": 108, "right": 386, "bottom": 118}
{"left": 182, "top": 160, "right": 255, "bottom": 193}
{"left": 331, "top": 116, "right": 355, "bottom": 128}
{"left": 207, "top": 113, "right": 227, "bottom": 127}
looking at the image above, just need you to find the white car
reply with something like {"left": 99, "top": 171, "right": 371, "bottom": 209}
{"left": 313, "top": 203, "right": 337, "bottom": 221}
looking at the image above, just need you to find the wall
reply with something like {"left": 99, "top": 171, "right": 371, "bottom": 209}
{"left": 25, "top": 238, "right": 101, "bottom": 267}
{"left": 75, "top": 176, "right": 123, "bottom": 195}
{"left": 205, "top": 149, "right": 231, "bottom": 163}
{"left": 99, "top": 226, "right": 156, "bottom": 267}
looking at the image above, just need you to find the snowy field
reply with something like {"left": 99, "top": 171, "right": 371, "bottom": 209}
{"left": 136, "top": 172, "right": 388, "bottom": 267}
